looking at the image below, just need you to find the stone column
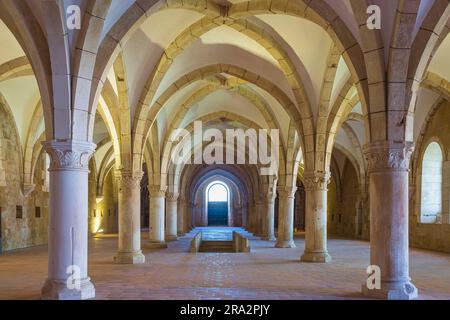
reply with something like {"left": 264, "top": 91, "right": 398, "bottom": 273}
{"left": 177, "top": 195, "right": 186, "bottom": 236}
{"left": 255, "top": 196, "right": 264, "bottom": 237}
{"left": 361, "top": 141, "right": 418, "bottom": 300}
{"left": 148, "top": 186, "right": 167, "bottom": 248}
{"left": 41, "top": 140, "right": 96, "bottom": 300}
{"left": 301, "top": 172, "right": 332, "bottom": 263}
{"left": 262, "top": 191, "right": 276, "bottom": 241}
{"left": 183, "top": 200, "right": 191, "bottom": 233}
{"left": 113, "top": 170, "right": 145, "bottom": 264}
{"left": 165, "top": 192, "right": 178, "bottom": 241}
{"left": 247, "top": 200, "right": 256, "bottom": 234}
{"left": 275, "top": 186, "right": 297, "bottom": 248}
{"left": 185, "top": 201, "right": 193, "bottom": 232}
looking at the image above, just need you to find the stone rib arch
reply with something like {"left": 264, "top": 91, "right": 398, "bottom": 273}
{"left": 408, "top": 1, "right": 450, "bottom": 114}
{"left": 172, "top": 139, "right": 268, "bottom": 194}
{"left": 161, "top": 110, "right": 284, "bottom": 189}
{"left": 0, "top": 56, "right": 33, "bottom": 82}
{"left": 157, "top": 82, "right": 287, "bottom": 173}
{"left": 96, "top": 146, "right": 116, "bottom": 197}
{"left": 135, "top": 64, "right": 308, "bottom": 168}
{"left": 23, "top": 101, "right": 44, "bottom": 190}
{"left": 0, "top": 1, "right": 54, "bottom": 139}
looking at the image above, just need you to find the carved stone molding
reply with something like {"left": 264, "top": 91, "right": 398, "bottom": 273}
{"left": 149, "top": 185, "right": 167, "bottom": 197}
{"left": 23, "top": 184, "right": 36, "bottom": 197}
{"left": 303, "top": 171, "right": 331, "bottom": 191}
{"left": 42, "top": 140, "right": 96, "bottom": 171}
{"left": 166, "top": 192, "right": 179, "bottom": 202}
{"left": 116, "top": 170, "right": 143, "bottom": 189}
{"left": 277, "top": 185, "right": 297, "bottom": 199}
{"left": 363, "top": 141, "right": 414, "bottom": 173}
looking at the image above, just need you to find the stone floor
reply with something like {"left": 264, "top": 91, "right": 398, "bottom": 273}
{"left": 0, "top": 228, "right": 450, "bottom": 300}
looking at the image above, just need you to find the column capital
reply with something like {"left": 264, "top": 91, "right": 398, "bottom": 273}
{"left": 116, "top": 170, "right": 143, "bottom": 189}
{"left": 363, "top": 141, "right": 414, "bottom": 173}
{"left": 277, "top": 185, "right": 297, "bottom": 199}
{"left": 166, "top": 192, "right": 179, "bottom": 201}
{"left": 303, "top": 171, "right": 331, "bottom": 191}
{"left": 149, "top": 185, "right": 167, "bottom": 197}
{"left": 42, "top": 140, "right": 96, "bottom": 171}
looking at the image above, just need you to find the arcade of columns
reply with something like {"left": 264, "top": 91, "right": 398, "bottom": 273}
{"left": 2, "top": 0, "right": 450, "bottom": 301}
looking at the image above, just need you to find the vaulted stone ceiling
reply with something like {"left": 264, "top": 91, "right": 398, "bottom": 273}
{"left": 0, "top": 0, "right": 449, "bottom": 183}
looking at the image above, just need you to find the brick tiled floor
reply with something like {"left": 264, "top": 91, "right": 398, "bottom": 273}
{"left": 0, "top": 228, "right": 449, "bottom": 300}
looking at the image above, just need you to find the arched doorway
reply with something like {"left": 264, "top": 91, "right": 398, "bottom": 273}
{"left": 206, "top": 181, "right": 229, "bottom": 226}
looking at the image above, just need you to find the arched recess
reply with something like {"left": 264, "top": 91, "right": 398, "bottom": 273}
{"left": 193, "top": 174, "right": 242, "bottom": 227}
{"left": 419, "top": 141, "right": 444, "bottom": 224}
{"left": 181, "top": 165, "right": 254, "bottom": 229}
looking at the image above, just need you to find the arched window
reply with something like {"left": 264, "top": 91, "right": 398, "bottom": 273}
{"left": 208, "top": 183, "right": 228, "bottom": 202}
{"left": 421, "top": 142, "right": 443, "bottom": 224}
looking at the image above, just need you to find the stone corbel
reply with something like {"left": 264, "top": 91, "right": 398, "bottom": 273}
{"left": 23, "top": 184, "right": 36, "bottom": 197}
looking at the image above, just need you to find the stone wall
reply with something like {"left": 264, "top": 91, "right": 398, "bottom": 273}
{"left": 0, "top": 103, "right": 48, "bottom": 252}
{"left": 91, "top": 170, "right": 118, "bottom": 234}
{"left": 327, "top": 160, "right": 361, "bottom": 238}
{"left": 410, "top": 100, "right": 450, "bottom": 252}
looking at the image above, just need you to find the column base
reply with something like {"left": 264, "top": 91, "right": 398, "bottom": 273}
{"left": 166, "top": 235, "right": 178, "bottom": 242}
{"left": 362, "top": 281, "right": 418, "bottom": 300}
{"left": 300, "top": 251, "right": 332, "bottom": 263}
{"left": 146, "top": 241, "right": 168, "bottom": 249}
{"left": 114, "top": 251, "right": 145, "bottom": 264}
{"left": 41, "top": 278, "right": 95, "bottom": 300}
{"left": 261, "top": 235, "right": 276, "bottom": 241}
{"left": 275, "top": 240, "right": 296, "bottom": 248}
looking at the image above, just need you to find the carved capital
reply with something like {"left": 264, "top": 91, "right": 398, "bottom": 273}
{"left": 363, "top": 141, "right": 414, "bottom": 173}
{"left": 166, "top": 192, "right": 179, "bottom": 202}
{"left": 149, "top": 185, "right": 167, "bottom": 197}
{"left": 116, "top": 170, "right": 143, "bottom": 189}
{"left": 277, "top": 185, "right": 297, "bottom": 199}
{"left": 42, "top": 140, "right": 96, "bottom": 171}
{"left": 303, "top": 171, "right": 331, "bottom": 191}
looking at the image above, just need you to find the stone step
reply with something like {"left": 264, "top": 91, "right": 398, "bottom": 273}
{"left": 199, "top": 240, "right": 234, "bottom": 253}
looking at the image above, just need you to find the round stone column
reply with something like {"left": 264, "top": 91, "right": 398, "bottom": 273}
{"left": 177, "top": 195, "right": 186, "bottom": 236}
{"left": 262, "top": 191, "right": 276, "bottom": 241}
{"left": 255, "top": 196, "right": 264, "bottom": 237}
{"left": 148, "top": 186, "right": 167, "bottom": 248}
{"left": 275, "top": 186, "right": 297, "bottom": 248}
{"left": 301, "top": 171, "right": 332, "bottom": 263}
{"left": 41, "top": 140, "right": 96, "bottom": 300}
{"left": 113, "top": 170, "right": 145, "bottom": 264}
{"left": 362, "top": 141, "right": 418, "bottom": 300}
{"left": 165, "top": 192, "right": 179, "bottom": 241}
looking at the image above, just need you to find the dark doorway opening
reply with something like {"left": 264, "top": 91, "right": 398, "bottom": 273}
{"left": 208, "top": 202, "right": 228, "bottom": 226}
